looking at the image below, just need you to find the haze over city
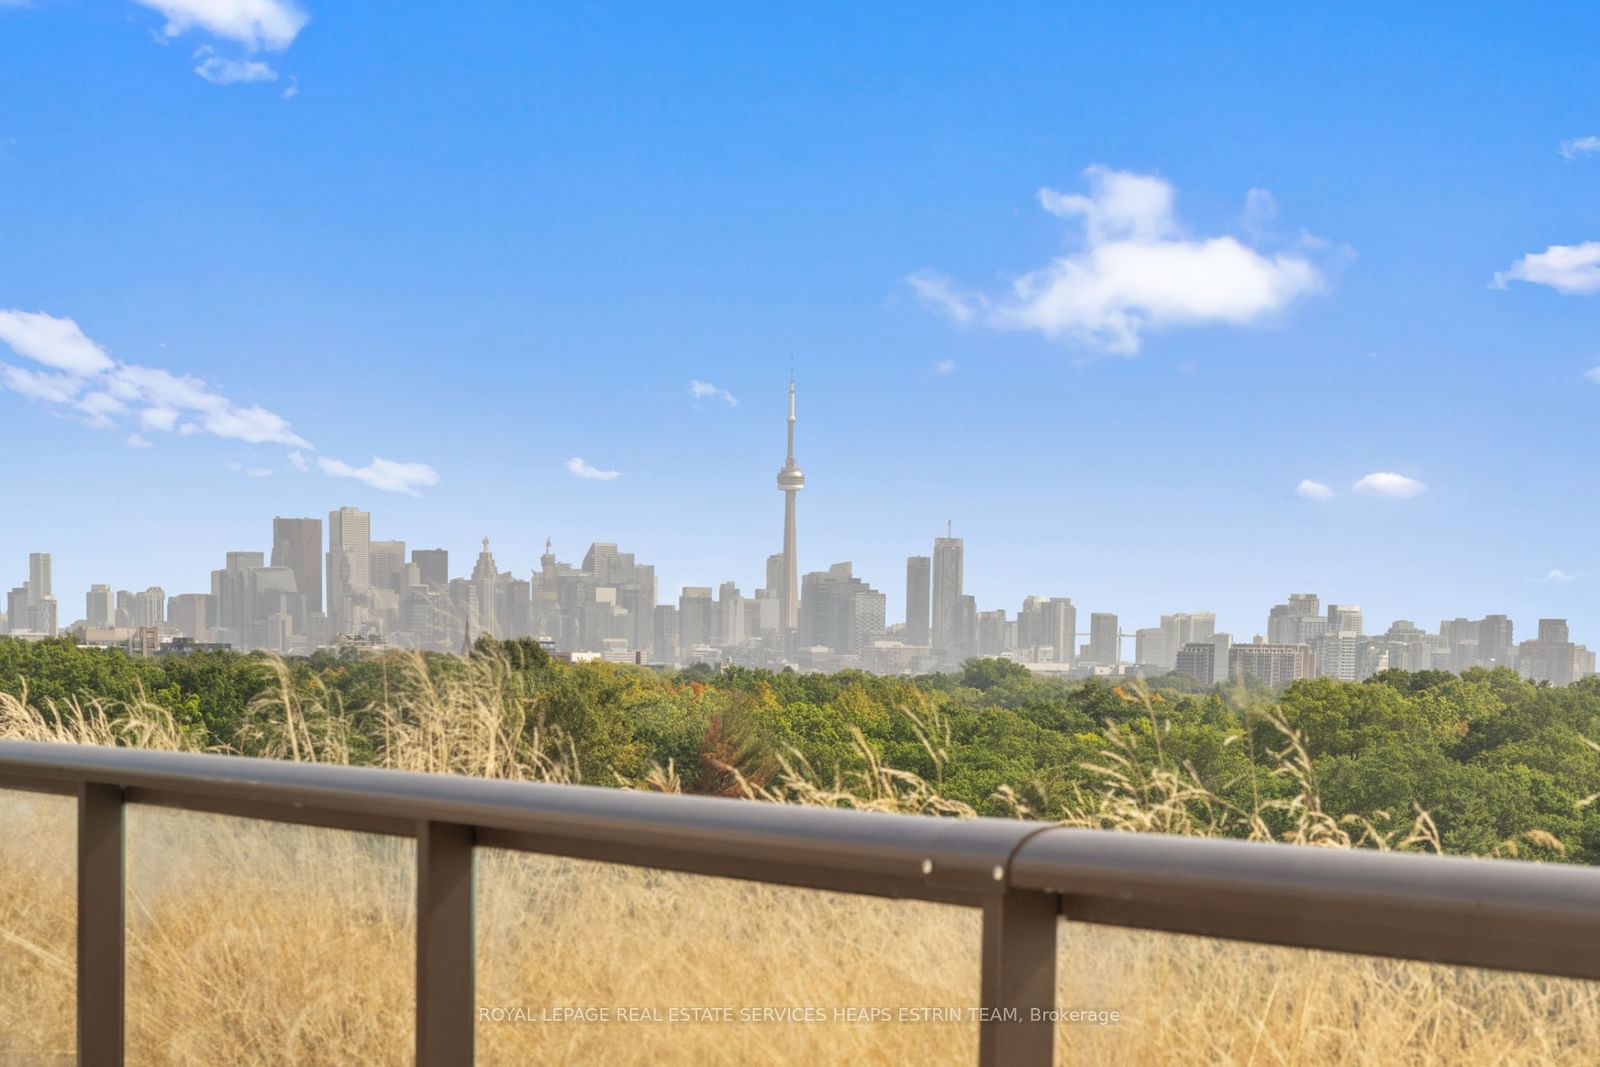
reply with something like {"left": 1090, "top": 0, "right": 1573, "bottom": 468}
{"left": 2, "top": 4, "right": 1597, "bottom": 647}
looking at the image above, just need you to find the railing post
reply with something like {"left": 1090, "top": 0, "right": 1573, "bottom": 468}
{"left": 978, "top": 888, "right": 1057, "bottom": 1067}
{"left": 77, "top": 782, "right": 125, "bottom": 1067}
{"left": 416, "top": 821, "right": 475, "bottom": 1066}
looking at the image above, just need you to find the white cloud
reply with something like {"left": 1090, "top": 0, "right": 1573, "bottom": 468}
{"left": 1491, "top": 242, "right": 1600, "bottom": 295}
{"left": 0, "top": 310, "right": 113, "bottom": 374}
{"left": 281, "top": 75, "right": 299, "bottom": 99}
{"left": 287, "top": 450, "right": 309, "bottom": 472}
{"left": 193, "top": 45, "right": 277, "bottom": 84}
{"left": 126, "top": 433, "right": 154, "bottom": 448}
{"left": 912, "top": 166, "right": 1325, "bottom": 354}
{"left": 566, "top": 456, "right": 621, "bottom": 481}
{"left": 1560, "top": 136, "right": 1600, "bottom": 160}
{"left": 906, "top": 272, "right": 979, "bottom": 326}
{"left": 1, "top": 365, "right": 82, "bottom": 404}
{"left": 690, "top": 380, "right": 738, "bottom": 406}
{"left": 318, "top": 456, "right": 440, "bottom": 497}
{"left": 1352, "top": 471, "right": 1426, "bottom": 498}
{"left": 933, "top": 359, "right": 956, "bottom": 375}
{"left": 227, "top": 460, "right": 272, "bottom": 478}
{"left": 1240, "top": 187, "right": 1279, "bottom": 235}
{"left": 1295, "top": 479, "right": 1334, "bottom": 500}
{"left": 135, "top": 0, "right": 308, "bottom": 51}
{"left": 1587, "top": 366, "right": 1600, "bottom": 385}
{"left": 1543, "top": 569, "right": 1584, "bottom": 583}
{"left": 0, "top": 308, "right": 311, "bottom": 448}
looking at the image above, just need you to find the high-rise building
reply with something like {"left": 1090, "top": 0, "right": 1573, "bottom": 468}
{"left": 1135, "top": 627, "right": 1165, "bottom": 669}
{"left": 775, "top": 377, "right": 805, "bottom": 633}
{"left": 931, "top": 529, "right": 964, "bottom": 660}
{"left": 1229, "top": 641, "right": 1314, "bottom": 686}
{"left": 800, "top": 563, "right": 886, "bottom": 654}
{"left": 1174, "top": 642, "right": 1217, "bottom": 684}
{"left": 1039, "top": 598, "right": 1077, "bottom": 664}
{"left": 271, "top": 518, "right": 323, "bottom": 617}
{"left": 85, "top": 584, "right": 114, "bottom": 629}
{"left": 326, "top": 507, "right": 371, "bottom": 635}
{"left": 131, "top": 587, "right": 165, "bottom": 629}
{"left": 166, "top": 593, "right": 210, "bottom": 641}
{"left": 28, "top": 553, "right": 51, "bottom": 605}
{"left": 717, "top": 582, "right": 746, "bottom": 648}
{"left": 976, "top": 609, "right": 1012, "bottom": 657}
{"left": 412, "top": 549, "right": 449, "bottom": 590}
{"left": 679, "top": 587, "right": 715, "bottom": 653}
{"left": 1327, "top": 604, "right": 1363, "bottom": 637}
{"left": 652, "top": 604, "right": 679, "bottom": 662}
{"left": 211, "top": 551, "right": 264, "bottom": 647}
{"left": 1087, "top": 613, "right": 1119, "bottom": 666}
{"left": 905, "top": 556, "right": 931, "bottom": 647}
{"left": 369, "top": 540, "right": 407, "bottom": 594}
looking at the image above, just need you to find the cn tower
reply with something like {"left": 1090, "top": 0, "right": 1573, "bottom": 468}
{"left": 776, "top": 375, "right": 804, "bottom": 632}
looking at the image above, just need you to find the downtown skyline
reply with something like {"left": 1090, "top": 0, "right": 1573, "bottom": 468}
{"left": 2, "top": 4, "right": 1598, "bottom": 645}
{"left": 2, "top": 377, "right": 1593, "bottom": 685}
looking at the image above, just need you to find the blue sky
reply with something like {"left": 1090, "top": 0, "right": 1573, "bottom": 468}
{"left": 1, "top": 2, "right": 1597, "bottom": 644}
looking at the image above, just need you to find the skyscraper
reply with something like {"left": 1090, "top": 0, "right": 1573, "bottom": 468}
{"left": 326, "top": 507, "right": 371, "bottom": 635}
{"left": 931, "top": 528, "right": 963, "bottom": 660}
{"left": 775, "top": 377, "right": 804, "bottom": 632}
{"left": 1088, "top": 613, "right": 1120, "bottom": 666}
{"left": 905, "top": 556, "right": 931, "bottom": 646}
{"left": 412, "top": 549, "right": 449, "bottom": 590}
{"left": 271, "top": 517, "right": 323, "bottom": 616}
{"left": 86, "top": 584, "right": 114, "bottom": 629}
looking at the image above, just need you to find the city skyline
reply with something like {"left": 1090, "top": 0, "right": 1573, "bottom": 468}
{"left": 2, "top": 377, "right": 1592, "bottom": 684}
{"left": 3, "top": 4, "right": 1599, "bottom": 644}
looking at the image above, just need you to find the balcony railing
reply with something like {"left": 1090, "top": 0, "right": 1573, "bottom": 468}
{"left": 2, "top": 738, "right": 1599, "bottom": 1066}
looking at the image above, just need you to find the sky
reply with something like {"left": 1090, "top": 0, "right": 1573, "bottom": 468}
{"left": 1, "top": 2, "right": 1597, "bottom": 645}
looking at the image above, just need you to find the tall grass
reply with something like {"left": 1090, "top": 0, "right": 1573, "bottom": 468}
{"left": 1, "top": 657, "right": 1597, "bottom": 1064}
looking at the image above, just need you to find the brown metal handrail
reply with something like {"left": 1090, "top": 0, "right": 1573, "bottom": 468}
{"left": 2, "top": 739, "right": 1598, "bottom": 1066}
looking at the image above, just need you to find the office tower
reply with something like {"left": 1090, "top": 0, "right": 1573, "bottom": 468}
{"left": 166, "top": 594, "right": 210, "bottom": 641}
{"left": 1520, "top": 619, "right": 1582, "bottom": 685}
{"left": 931, "top": 528, "right": 964, "bottom": 660}
{"left": 653, "top": 604, "right": 679, "bottom": 662}
{"left": 1156, "top": 613, "right": 1214, "bottom": 670}
{"left": 1229, "top": 642, "right": 1314, "bottom": 686}
{"left": 1268, "top": 594, "right": 1322, "bottom": 645}
{"left": 1135, "top": 628, "right": 1165, "bottom": 669}
{"left": 678, "top": 587, "right": 715, "bottom": 652}
{"left": 326, "top": 507, "right": 372, "bottom": 634}
{"left": 28, "top": 553, "right": 50, "bottom": 605}
{"left": 413, "top": 549, "right": 449, "bottom": 590}
{"left": 775, "top": 377, "right": 805, "bottom": 632}
{"left": 271, "top": 518, "right": 323, "bottom": 616}
{"left": 86, "top": 585, "right": 114, "bottom": 629}
{"left": 369, "top": 540, "right": 407, "bottom": 594}
{"left": 469, "top": 538, "right": 501, "bottom": 640}
{"left": 955, "top": 595, "right": 977, "bottom": 659}
{"left": 1327, "top": 604, "right": 1363, "bottom": 637}
{"left": 976, "top": 609, "right": 1012, "bottom": 657}
{"left": 905, "top": 556, "right": 931, "bottom": 646}
{"left": 1039, "top": 598, "right": 1077, "bottom": 664}
{"left": 718, "top": 582, "right": 746, "bottom": 648}
{"left": 132, "top": 587, "right": 165, "bottom": 629}
{"left": 1088, "top": 613, "right": 1119, "bottom": 666}
{"left": 800, "top": 563, "right": 886, "bottom": 654}
{"left": 1478, "top": 615, "right": 1514, "bottom": 667}
{"left": 211, "top": 551, "right": 264, "bottom": 648}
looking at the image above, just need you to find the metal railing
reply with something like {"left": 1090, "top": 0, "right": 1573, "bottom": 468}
{"left": 2, "top": 738, "right": 1599, "bottom": 1066}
